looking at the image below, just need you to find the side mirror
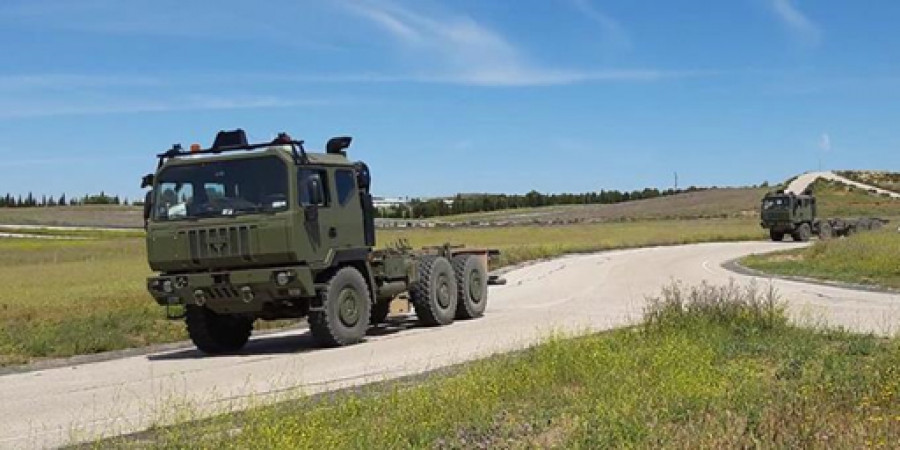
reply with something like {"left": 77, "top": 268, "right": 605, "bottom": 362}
{"left": 140, "top": 174, "right": 154, "bottom": 189}
{"left": 304, "top": 177, "right": 322, "bottom": 222}
{"left": 307, "top": 177, "right": 323, "bottom": 205}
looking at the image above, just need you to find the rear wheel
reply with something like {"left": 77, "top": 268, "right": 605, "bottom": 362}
{"left": 769, "top": 230, "right": 785, "bottom": 242}
{"left": 410, "top": 256, "right": 458, "bottom": 326}
{"left": 185, "top": 305, "right": 253, "bottom": 355}
{"left": 452, "top": 255, "right": 488, "bottom": 320}
{"left": 309, "top": 266, "right": 371, "bottom": 347}
{"left": 819, "top": 222, "right": 833, "bottom": 240}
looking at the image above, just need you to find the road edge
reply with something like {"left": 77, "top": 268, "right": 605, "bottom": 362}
{"left": 722, "top": 258, "right": 900, "bottom": 295}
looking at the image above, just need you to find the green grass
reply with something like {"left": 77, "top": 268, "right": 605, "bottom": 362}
{"left": 743, "top": 231, "right": 900, "bottom": 290}
{"left": 0, "top": 218, "right": 764, "bottom": 366}
{"left": 108, "top": 283, "right": 900, "bottom": 449}
{"left": 813, "top": 179, "right": 900, "bottom": 218}
{"left": 0, "top": 238, "right": 177, "bottom": 366}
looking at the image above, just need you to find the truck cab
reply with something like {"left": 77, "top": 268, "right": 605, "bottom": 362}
{"left": 760, "top": 191, "right": 816, "bottom": 241}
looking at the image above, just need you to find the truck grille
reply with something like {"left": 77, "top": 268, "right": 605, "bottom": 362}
{"left": 204, "top": 286, "right": 240, "bottom": 300}
{"left": 183, "top": 226, "right": 254, "bottom": 263}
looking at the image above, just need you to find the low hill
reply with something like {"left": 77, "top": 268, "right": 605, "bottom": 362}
{"left": 835, "top": 170, "right": 900, "bottom": 194}
{"left": 440, "top": 187, "right": 769, "bottom": 225}
{"left": 813, "top": 179, "right": 900, "bottom": 218}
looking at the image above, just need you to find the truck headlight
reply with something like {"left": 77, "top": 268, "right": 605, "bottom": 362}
{"left": 162, "top": 279, "right": 174, "bottom": 293}
{"left": 274, "top": 270, "right": 294, "bottom": 286}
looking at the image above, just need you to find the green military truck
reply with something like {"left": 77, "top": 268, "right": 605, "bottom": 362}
{"left": 144, "top": 130, "right": 499, "bottom": 354}
{"left": 760, "top": 190, "right": 888, "bottom": 242}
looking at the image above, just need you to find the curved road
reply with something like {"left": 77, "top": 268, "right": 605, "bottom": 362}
{"left": 2, "top": 241, "right": 898, "bottom": 448}
{"left": 786, "top": 171, "right": 900, "bottom": 198}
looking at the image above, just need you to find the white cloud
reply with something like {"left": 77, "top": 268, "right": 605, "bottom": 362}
{"left": 569, "top": 0, "right": 631, "bottom": 49}
{"left": 770, "top": 0, "right": 822, "bottom": 46}
{"left": 0, "top": 74, "right": 161, "bottom": 91}
{"left": 340, "top": 0, "right": 681, "bottom": 86}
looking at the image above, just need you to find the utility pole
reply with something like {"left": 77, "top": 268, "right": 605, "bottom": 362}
{"left": 674, "top": 171, "right": 679, "bottom": 190}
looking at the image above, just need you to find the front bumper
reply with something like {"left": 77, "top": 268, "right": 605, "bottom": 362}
{"left": 147, "top": 265, "right": 315, "bottom": 314}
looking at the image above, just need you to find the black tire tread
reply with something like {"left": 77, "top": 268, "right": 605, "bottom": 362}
{"left": 309, "top": 266, "right": 371, "bottom": 347}
{"left": 410, "top": 255, "right": 457, "bottom": 326}
{"left": 452, "top": 255, "right": 488, "bottom": 320}
{"left": 185, "top": 305, "right": 252, "bottom": 355}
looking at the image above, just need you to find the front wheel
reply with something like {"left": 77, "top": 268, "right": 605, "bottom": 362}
{"left": 185, "top": 305, "right": 253, "bottom": 355}
{"left": 309, "top": 266, "right": 371, "bottom": 347}
{"left": 769, "top": 230, "right": 785, "bottom": 242}
{"left": 792, "top": 223, "right": 811, "bottom": 242}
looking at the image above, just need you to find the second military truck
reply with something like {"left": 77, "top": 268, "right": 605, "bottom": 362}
{"left": 760, "top": 190, "right": 887, "bottom": 242}
{"left": 144, "top": 130, "right": 498, "bottom": 354}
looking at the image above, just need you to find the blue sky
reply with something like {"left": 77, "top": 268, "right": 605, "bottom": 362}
{"left": 1, "top": 0, "right": 899, "bottom": 200}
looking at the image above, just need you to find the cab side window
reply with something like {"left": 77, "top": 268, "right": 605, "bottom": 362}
{"left": 298, "top": 169, "right": 330, "bottom": 207}
{"left": 335, "top": 169, "right": 357, "bottom": 206}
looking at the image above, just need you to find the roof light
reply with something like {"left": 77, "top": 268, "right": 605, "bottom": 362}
{"left": 190, "top": 143, "right": 201, "bottom": 153}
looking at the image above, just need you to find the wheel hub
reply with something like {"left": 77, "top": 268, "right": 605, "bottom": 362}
{"left": 437, "top": 275, "right": 450, "bottom": 308}
{"left": 338, "top": 288, "right": 360, "bottom": 326}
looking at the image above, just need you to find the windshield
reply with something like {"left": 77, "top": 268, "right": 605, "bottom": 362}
{"left": 153, "top": 156, "right": 288, "bottom": 221}
{"left": 762, "top": 197, "right": 790, "bottom": 210}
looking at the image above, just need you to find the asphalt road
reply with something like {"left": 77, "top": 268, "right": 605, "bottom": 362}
{"left": 2, "top": 241, "right": 898, "bottom": 449}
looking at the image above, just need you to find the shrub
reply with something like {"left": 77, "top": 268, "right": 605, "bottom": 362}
{"left": 643, "top": 280, "right": 787, "bottom": 331}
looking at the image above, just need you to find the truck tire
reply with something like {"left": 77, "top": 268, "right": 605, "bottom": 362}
{"left": 309, "top": 266, "right": 371, "bottom": 347}
{"left": 819, "top": 222, "right": 833, "bottom": 240}
{"left": 792, "top": 223, "right": 811, "bottom": 242}
{"left": 452, "top": 255, "right": 488, "bottom": 320}
{"left": 410, "top": 255, "right": 458, "bottom": 326}
{"left": 769, "top": 230, "right": 785, "bottom": 242}
{"left": 370, "top": 299, "right": 391, "bottom": 325}
{"left": 185, "top": 305, "right": 253, "bottom": 355}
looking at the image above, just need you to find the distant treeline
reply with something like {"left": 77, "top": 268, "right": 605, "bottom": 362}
{"left": 382, "top": 186, "right": 710, "bottom": 219}
{"left": 0, "top": 192, "right": 132, "bottom": 207}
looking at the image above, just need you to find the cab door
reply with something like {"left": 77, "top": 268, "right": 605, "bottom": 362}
{"left": 298, "top": 167, "right": 336, "bottom": 263}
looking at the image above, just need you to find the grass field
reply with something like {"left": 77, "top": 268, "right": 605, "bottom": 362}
{"left": 813, "top": 179, "right": 900, "bottom": 218}
{"left": 109, "top": 283, "right": 900, "bottom": 449}
{"left": 0, "top": 218, "right": 764, "bottom": 366}
{"left": 742, "top": 231, "right": 900, "bottom": 290}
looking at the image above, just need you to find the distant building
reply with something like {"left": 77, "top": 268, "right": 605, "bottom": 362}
{"left": 372, "top": 196, "right": 409, "bottom": 210}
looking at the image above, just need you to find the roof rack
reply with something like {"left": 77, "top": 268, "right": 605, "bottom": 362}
{"left": 156, "top": 129, "right": 307, "bottom": 168}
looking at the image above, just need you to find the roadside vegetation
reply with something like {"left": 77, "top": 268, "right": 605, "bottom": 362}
{"left": 742, "top": 230, "right": 900, "bottom": 290}
{"left": 110, "top": 283, "right": 900, "bottom": 448}
{"left": 0, "top": 218, "right": 763, "bottom": 366}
